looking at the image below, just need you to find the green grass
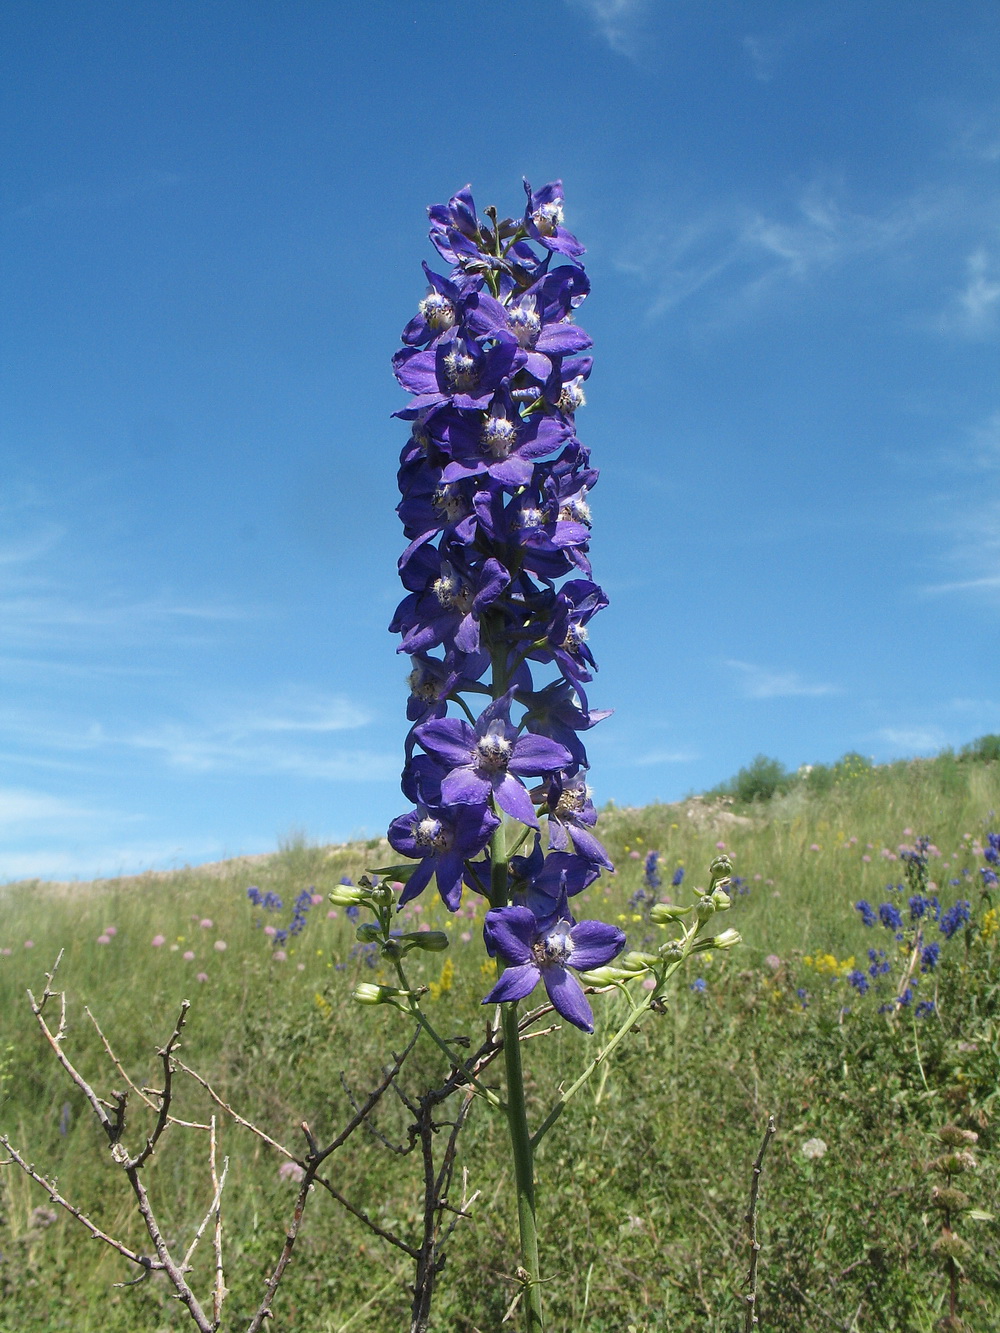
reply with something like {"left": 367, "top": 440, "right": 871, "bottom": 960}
{"left": 1, "top": 753, "right": 999, "bottom": 1331}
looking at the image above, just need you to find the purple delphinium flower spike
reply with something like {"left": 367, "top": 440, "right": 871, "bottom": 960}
{"left": 481, "top": 895, "right": 625, "bottom": 1033}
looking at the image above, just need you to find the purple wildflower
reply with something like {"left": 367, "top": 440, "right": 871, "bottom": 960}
{"left": 481, "top": 898, "right": 624, "bottom": 1033}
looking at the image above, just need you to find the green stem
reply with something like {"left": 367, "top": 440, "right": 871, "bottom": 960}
{"left": 392, "top": 958, "right": 503, "bottom": 1109}
{"left": 531, "top": 955, "right": 686, "bottom": 1148}
{"left": 501, "top": 1002, "right": 545, "bottom": 1333}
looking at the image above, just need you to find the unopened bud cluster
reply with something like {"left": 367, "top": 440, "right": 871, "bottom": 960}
{"left": 578, "top": 855, "right": 741, "bottom": 990}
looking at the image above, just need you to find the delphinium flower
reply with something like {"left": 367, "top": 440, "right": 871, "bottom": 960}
{"left": 939, "top": 901, "right": 971, "bottom": 939}
{"left": 643, "top": 850, "right": 661, "bottom": 893}
{"left": 385, "top": 181, "right": 614, "bottom": 944}
{"left": 481, "top": 893, "right": 624, "bottom": 1033}
{"left": 380, "top": 181, "right": 632, "bottom": 1329}
{"left": 855, "top": 899, "right": 877, "bottom": 927}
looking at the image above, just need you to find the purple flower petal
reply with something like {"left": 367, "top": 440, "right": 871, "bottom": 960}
{"left": 483, "top": 905, "right": 538, "bottom": 964}
{"left": 542, "top": 966, "right": 594, "bottom": 1032}
{"left": 493, "top": 772, "right": 539, "bottom": 827}
{"left": 567, "top": 919, "right": 626, "bottom": 971}
{"left": 482, "top": 963, "right": 540, "bottom": 1006}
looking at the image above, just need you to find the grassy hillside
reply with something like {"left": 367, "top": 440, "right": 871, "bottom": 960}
{"left": 1, "top": 749, "right": 998, "bottom": 1331}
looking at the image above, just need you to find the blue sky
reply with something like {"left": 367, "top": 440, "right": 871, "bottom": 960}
{"left": 2, "top": 1, "right": 998, "bottom": 880}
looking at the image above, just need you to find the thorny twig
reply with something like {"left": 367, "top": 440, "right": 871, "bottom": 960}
{"left": 742, "top": 1114, "right": 777, "bottom": 1332}
{"left": 9, "top": 961, "right": 493, "bottom": 1333}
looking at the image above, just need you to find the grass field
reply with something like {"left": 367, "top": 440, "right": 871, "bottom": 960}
{"left": 1, "top": 748, "right": 998, "bottom": 1331}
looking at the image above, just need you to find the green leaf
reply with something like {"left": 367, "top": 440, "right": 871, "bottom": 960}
{"left": 969, "top": 1209, "right": 995, "bottom": 1223}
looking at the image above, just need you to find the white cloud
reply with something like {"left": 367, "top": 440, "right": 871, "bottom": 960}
{"left": 565, "top": 0, "right": 649, "bottom": 59}
{"left": 936, "top": 247, "right": 1000, "bottom": 337}
{"left": 877, "top": 727, "right": 945, "bottom": 753}
{"left": 0, "top": 838, "right": 223, "bottom": 885}
{"left": 0, "top": 788, "right": 104, "bottom": 829}
{"left": 616, "top": 183, "right": 940, "bottom": 321}
{"left": 919, "top": 412, "right": 1000, "bottom": 602}
{"left": 0, "top": 688, "right": 387, "bottom": 782}
{"left": 725, "top": 660, "right": 841, "bottom": 700}
{"left": 631, "top": 749, "right": 697, "bottom": 767}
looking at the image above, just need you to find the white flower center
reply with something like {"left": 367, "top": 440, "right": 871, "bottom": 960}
{"left": 414, "top": 816, "right": 449, "bottom": 851}
{"left": 533, "top": 202, "right": 564, "bottom": 236}
{"left": 555, "top": 786, "right": 586, "bottom": 818}
{"left": 533, "top": 919, "right": 574, "bottom": 965}
{"left": 481, "top": 415, "right": 519, "bottom": 459}
{"left": 444, "top": 347, "right": 477, "bottom": 390}
{"left": 433, "top": 571, "right": 472, "bottom": 613}
{"left": 419, "top": 292, "right": 455, "bottom": 331}
{"left": 475, "top": 725, "right": 513, "bottom": 772}
{"left": 508, "top": 301, "right": 541, "bottom": 348}
{"left": 433, "top": 485, "right": 467, "bottom": 522}
{"left": 563, "top": 622, "right": 588, "bottom": 652}
{"left": 407, "top": 665, "right": 441, "bottom": 703}
{"left": 520, "top": 506, "right": 545, "bottom": 529}
{"left": 559, "top": 493, "right": 591, "bottom": 526}
{"left": 558, "top": 378, "right": 586, "bottom": 415}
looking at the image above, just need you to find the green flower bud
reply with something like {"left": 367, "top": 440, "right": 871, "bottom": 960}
{"left": 400, "top": 930, "right": 450, "bottom": 952}
{"left": 329, "top": 885, "right": 366, "bottom": 906}
{"left": 938, "top": 1125, "right": 979, "bottom": 1148}
{"left": 709, "top": 853, "right": 733, "bottom": 882}
{"left": 931, "top": 1187, "right": 971, "bottom": 1213}
{"left": 695, "top": 896, "right": 716, "bottom": 924}
{"left": 710, "top": 928, "right": 741, "bottom": 950}
{"left": 931, "top": 1231, "right": 972, "bottom": 1261}
{"left": 658, "top": 939, "right": 686, "bottom": 960}
{"left": 578, "top": 965, "right": 644, "bottom": 986}
{"left": 355, "top": 923, "right": 381, "bottom": 943}
{"left": 622, "top": 951, "right": 659, "bottom": 971}
{"left": 711, "top": 888, "right": 731, "bottom": 912}
{"left": 352, "top": 983, "right": 401, "bottom": 1006}
{"left": 649, "top": 902, "right": 692, "bottom": 923}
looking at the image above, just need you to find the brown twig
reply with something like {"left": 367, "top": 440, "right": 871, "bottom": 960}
{"left": 0, "top": 1135, "right": 165, "bottom": 1273}
{"left": 85, "top": 1005, "right": 210, "bottom": 1129}
{"left": 742, "top": 1114, "right": 776, "bottom": 1332}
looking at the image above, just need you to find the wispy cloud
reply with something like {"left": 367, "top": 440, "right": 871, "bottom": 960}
{"left": 725, "top": 660, "right": 842, "bottom": 700}
{"left": 919, "top": 411, "right": 1000, "bottom": 602}
{"left": 616, "top": 182, "right": 941, "bottom": 321}
{"left": 9, "top": 169, "right": 183, "bottom": 222}
{"left": 0, "top": 838, "right": 224, "bottom": 885}
{"left": 631, "top": 749, "right": 698, "bottom": 767}
{"left": 564, "top": 0, "right": 650, "bottom": 60}
{"left": 0, "top": 787, "right": 106, "bottom": 830}
{"left": 0, "top": 688, "right": 392, "bottom": 783}
{"left": 876, "top": 726, "right": 945, "bottom": 753}
{"left": 936, "top": 246, "right": 1000, "bottom": 337}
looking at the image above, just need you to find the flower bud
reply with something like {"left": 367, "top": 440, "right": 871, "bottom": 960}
{"left": 711, "top": 888, "right": 732, "bottom": 912}
{"left": 355, "top": 923, "right": 381, "bottom": 943}
{"left": 709, "top": 928, "right": 741, "bottom": 950}
{"left": 695, "top": 896, "right": 716, "bottom": 924}
{"left": 329, "top": 885, "right": 366, "bottom": 907}
{"left": 709, "top": 854, "right": 733, "bottom": 883}
{"left": 938, "top": 1125, "right": 979, "bottom": 1148}
{"left": 400, "top": 930, "right": 450, "bottom": 952}
{"left": 578, "top": 965, "right": 643, "bottom": 986}
{"left": 931, "top": 1231, "right": 972, "bottom": 1261}
{"left": 622, "top": 951, "right": 658, "bottom": 971}
{"left": 931, "top": 1186, "right": 971, "bottom": 1213}
{"left": 649, "top": 902, "right": 692, "bottom": 923}
{"left": 352, "top": 983, "right": 401, "bottom": 1006}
